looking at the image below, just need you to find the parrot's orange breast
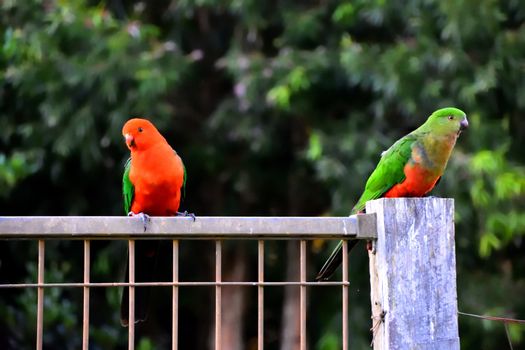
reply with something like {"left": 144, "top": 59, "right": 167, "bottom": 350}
{"left": 129, "top": 144, "right": 184, "bottom": 216}
{"left": 384, "top": 163, "right": 440, "bottom": 198}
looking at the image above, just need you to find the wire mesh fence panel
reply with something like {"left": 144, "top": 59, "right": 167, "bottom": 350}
{"left": 0, "top": 216, "right": 376, "bottom": 350}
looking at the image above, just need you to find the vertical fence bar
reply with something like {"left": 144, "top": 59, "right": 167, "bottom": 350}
{"left": 36, "top": 240, "right": 45, "bottom": 350}
{"left": 172, "top": 240, "right": 179, "bottom": 350}
{"left": 82, "top": 240, "right": 91, "bottom": 350}
{"left": 258, "top": 240, "right": 264, "bottom": 350}
{"left": 128, "top": 240, "right": 135, "bottom": 350}
{"left": 300, "top": 240, "right": 307, "bottom": 350}
{"left": 215, "top": 240, "right": 222, "bottom": 350}
{"left": 342, "top": 240, "right": 349, "bottom": 350}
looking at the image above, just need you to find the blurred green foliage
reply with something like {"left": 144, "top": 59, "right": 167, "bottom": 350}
{"left": 1, "top": 0, "right": 524, "bottom": 349}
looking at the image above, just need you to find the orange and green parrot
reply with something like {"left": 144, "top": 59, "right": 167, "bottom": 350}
{"left": 120, "top": 118, "right": 190, "bottom": 326}
{"left": 315, "top": 107, "right": 468, "bottom": 281}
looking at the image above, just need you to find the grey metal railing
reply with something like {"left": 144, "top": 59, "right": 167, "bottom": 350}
{"left": 0, "top": 215, "right": 377, "bottom": 350}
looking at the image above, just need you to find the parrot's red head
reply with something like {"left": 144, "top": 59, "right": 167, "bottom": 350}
{"left": 122, "top": 118, "right": 166, "bottom": 151}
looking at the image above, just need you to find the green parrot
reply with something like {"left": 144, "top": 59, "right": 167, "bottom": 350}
{"left": 315, "top": 107, "right": 468, "bottom": 281}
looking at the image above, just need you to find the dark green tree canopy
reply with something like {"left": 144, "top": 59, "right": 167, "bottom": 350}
{"left": 1, "top": 0, "right": 524, "bottom": 349}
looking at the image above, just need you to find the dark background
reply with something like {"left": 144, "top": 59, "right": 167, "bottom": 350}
{"left": 1, "top": 0, "right": 524, "bottom": 349}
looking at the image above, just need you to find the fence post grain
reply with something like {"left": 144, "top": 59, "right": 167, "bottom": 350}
{"left": 367, "top": 198, "right": 460, "bottom": 350}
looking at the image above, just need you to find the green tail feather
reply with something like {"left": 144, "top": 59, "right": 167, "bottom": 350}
{"left": 120, "top": 240, "right": 159, "bottom": 326}
{"left": 315, "top": 239, "right": 359, "bottom": 281}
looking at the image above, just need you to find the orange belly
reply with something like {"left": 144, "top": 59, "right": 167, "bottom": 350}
{"left": 131, "top": 183, "right": 181, "bottom": 216}
{"left": 384, "top": 163, "right": 440, "bottom": 198}
{"left": 129, "top": 147, "right": 184, "bottom": 216}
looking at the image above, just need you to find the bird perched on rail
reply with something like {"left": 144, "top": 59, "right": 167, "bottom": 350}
{"left": 315, "top": 107, "right": 468, "bottom": 281}
{"left": 120, "top": 118, "right": 192, "bottom": 326}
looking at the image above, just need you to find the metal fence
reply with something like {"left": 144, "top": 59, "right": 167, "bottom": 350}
{"left": 0, "top": 215, "right": 377, "bottom": 350}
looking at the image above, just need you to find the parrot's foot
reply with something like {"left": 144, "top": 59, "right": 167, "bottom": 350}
{"left": 128, "top": 212, "right": 151, "bottom": 232}
{"left": 177, "top": 211, "right": 196, "bottom": 222}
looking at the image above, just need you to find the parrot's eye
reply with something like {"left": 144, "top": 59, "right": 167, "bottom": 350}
{"left": 447, "top": 116, "right": 454, "bottom": 120}
{"left": 138, "top": 127, "right": 143, "bottom": 133}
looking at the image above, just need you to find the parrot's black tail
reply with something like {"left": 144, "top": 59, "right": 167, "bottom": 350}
{"left": 120, "top": 240, "right": 159, "bottom": 327}
{"left": 315, "top": 239, "right": 359, "bottom": 281}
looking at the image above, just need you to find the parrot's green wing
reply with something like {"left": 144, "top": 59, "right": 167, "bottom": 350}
{"left": 315, "top": 133, "right": 418, "bottom": 281}
{"left": 351, "top": 134, "right": 417, "bottom": 214}
{"left": 123, "top": 158, "right": 134, "bottom": 214}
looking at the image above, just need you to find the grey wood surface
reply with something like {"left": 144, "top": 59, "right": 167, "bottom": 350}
{"left": 367, "top": 198, "right": 460, "bottom": 350}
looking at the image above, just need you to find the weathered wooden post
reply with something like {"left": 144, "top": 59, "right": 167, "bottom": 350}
{"left": 367, "top": 198, "right": 460, "bottom": 350}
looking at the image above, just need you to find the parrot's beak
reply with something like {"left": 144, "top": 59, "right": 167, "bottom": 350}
{"left": 459, "top": 118, "right": 469, "bottom": 131}
{"left": 125, "top": 133, "right": 135, "bottom": 148}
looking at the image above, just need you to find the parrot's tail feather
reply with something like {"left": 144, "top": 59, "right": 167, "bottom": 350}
{"left": 120, "top": 240, "right": 159, "bottom": 327}
{"left": 315, "top": 240, "right": 359, "bottom": 281}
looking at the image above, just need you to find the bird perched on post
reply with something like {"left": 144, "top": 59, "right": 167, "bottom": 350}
{"left": 120, "top": 118, "right": 191, "bottom": 326}
{"left": 315, "top": 107, "right": 468, "bottom": 281}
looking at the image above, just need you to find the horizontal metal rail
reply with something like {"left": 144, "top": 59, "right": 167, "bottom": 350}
{"left": 0, "top": 281, "right": 351, "bottom": 288}
{"left": 0, "top": 215, "right": 377, "bottom": 239}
